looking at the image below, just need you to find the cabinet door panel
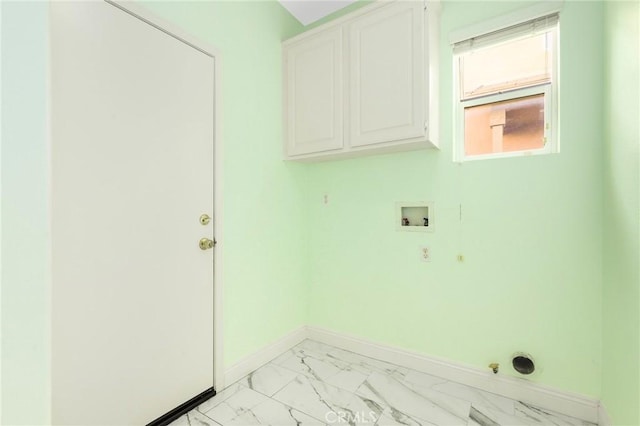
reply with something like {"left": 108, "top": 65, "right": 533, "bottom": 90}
{"left": 285, "top": 28, "right": 343, "bottom": 156}
{"left": 349, "top": 1, "right": 425, "bottom": 147}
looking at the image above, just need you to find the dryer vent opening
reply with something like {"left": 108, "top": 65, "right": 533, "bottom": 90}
{"left": 512, "top": 354, "right": 535, "bottom": 375}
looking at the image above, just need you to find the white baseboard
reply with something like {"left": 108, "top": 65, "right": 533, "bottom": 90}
{"left": 223, "top": 325, "right": 307, "bottom": 387}
{"left": 598, "top": 402, "right": 611, "bottom": 426}
{"left": 307, "top": 326, "right": 600, "bottom": 424}
{"left": 221, "top": 325, "right": 600, "bottom": 423}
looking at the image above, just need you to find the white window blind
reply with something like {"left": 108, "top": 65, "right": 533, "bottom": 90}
{"left": 453, "top": 13, "right": 559, "bottom": 55}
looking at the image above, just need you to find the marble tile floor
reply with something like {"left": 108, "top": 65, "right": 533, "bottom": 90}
{"left": 170, "top": 339, "right": 596, "bottom": 426}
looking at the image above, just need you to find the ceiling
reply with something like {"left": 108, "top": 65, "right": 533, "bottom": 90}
{"left": 278, "top": 0, "right": 357, "bottom": 26}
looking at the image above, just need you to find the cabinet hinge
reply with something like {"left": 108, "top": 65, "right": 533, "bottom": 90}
{"left": 424, "top": 122, "right": 428, "bottom": 132}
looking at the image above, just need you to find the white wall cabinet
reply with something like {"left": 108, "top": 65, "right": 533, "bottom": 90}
{"left": 283, "top": 0, "right": 440, "bottom": 161}
{"left": 285, "top": 28, "right": 344, "bottom": 156}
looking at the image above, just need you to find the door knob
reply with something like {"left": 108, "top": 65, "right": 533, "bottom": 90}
{"left": 199, "top": 238, "right": 215, "bottom": 250}
{"left": 199, "top": 214, "right": 211, "bottom": 225}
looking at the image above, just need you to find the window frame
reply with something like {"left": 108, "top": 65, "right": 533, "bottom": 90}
{"left": 453, "top": 19, "right": 559, "bottom": 162}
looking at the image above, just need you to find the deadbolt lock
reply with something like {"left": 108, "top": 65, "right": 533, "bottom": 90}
{"left": 199, "top": 238, "right": 215, "bottom": 250}
{"left": 199, "top": 214, "right": 211, "bottom": 226}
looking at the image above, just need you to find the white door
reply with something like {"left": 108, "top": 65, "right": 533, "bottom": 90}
{"left": 284, "top": 28, "right": 344, "bottom": 156}
{"left": 349, "top": 1, "right": 425, "bottom": 147}
{"left": 50, "top": 2, "right": 215, "bottom": 424}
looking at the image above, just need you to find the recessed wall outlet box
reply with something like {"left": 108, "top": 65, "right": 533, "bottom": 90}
{"left": 396, "top": 201, "right": 434, "bottom": 232}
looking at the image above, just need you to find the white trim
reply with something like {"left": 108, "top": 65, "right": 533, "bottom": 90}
{"left": 213, "top": 59, "right": 225, "bottom": 393}
{"left": 598, "top": 402, "right": 612, "bottom": 426}
{"left": 105, "top": 0, "right": 220, "bottom": 59}
{"left": 45, "top": 2, "right": 53, "bottom": 420}
{"left": 221, "top": 325, "right": 601, "bottom": 423}
{"left": 223, "top": 326, "right": 308, "bottom": 387}
{"left": 103, "top": 0, "right": 225, "bottom": 393}
{"left": 0, "top": 3, "right": 3, "bottom": 421}
{"left": 306, "top": 326, "right": 599, "bottom": 424}
{"left": 449, "top": 1, "right": 563, "bottom": 45}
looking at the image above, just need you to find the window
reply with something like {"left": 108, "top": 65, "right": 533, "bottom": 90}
{"left": 453, "top": 14, "right": 559, "bottom": 161}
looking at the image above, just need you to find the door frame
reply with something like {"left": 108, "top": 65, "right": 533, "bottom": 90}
{"left": 104, "top": 0, "right": 225, "bottom": 392}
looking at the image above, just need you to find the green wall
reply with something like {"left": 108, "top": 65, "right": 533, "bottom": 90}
{"left": 2, "top": 0, "right": 638, "bottom": 422}
{"left": 1, "top": 2, "right": 51, "bottom": 424}
{"left": 306, "top": 0, "right": 605, "bottom": 397}
{"left": 602, "top": 1, "right": 640, "bottom": 424}
{"left": 138, "top": 1, "right": 308, "bottom": 367}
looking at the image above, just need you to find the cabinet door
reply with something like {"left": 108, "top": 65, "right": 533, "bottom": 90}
{"left": 349, "top": 1, "right": 425, "bottom": 147}
{"left": 285, "top": 28, "right": 344, "bottom": 156}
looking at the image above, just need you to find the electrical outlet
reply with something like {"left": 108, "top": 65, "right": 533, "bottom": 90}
{"left": 420, "top": 246, "right": 431, "bottom": 262}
